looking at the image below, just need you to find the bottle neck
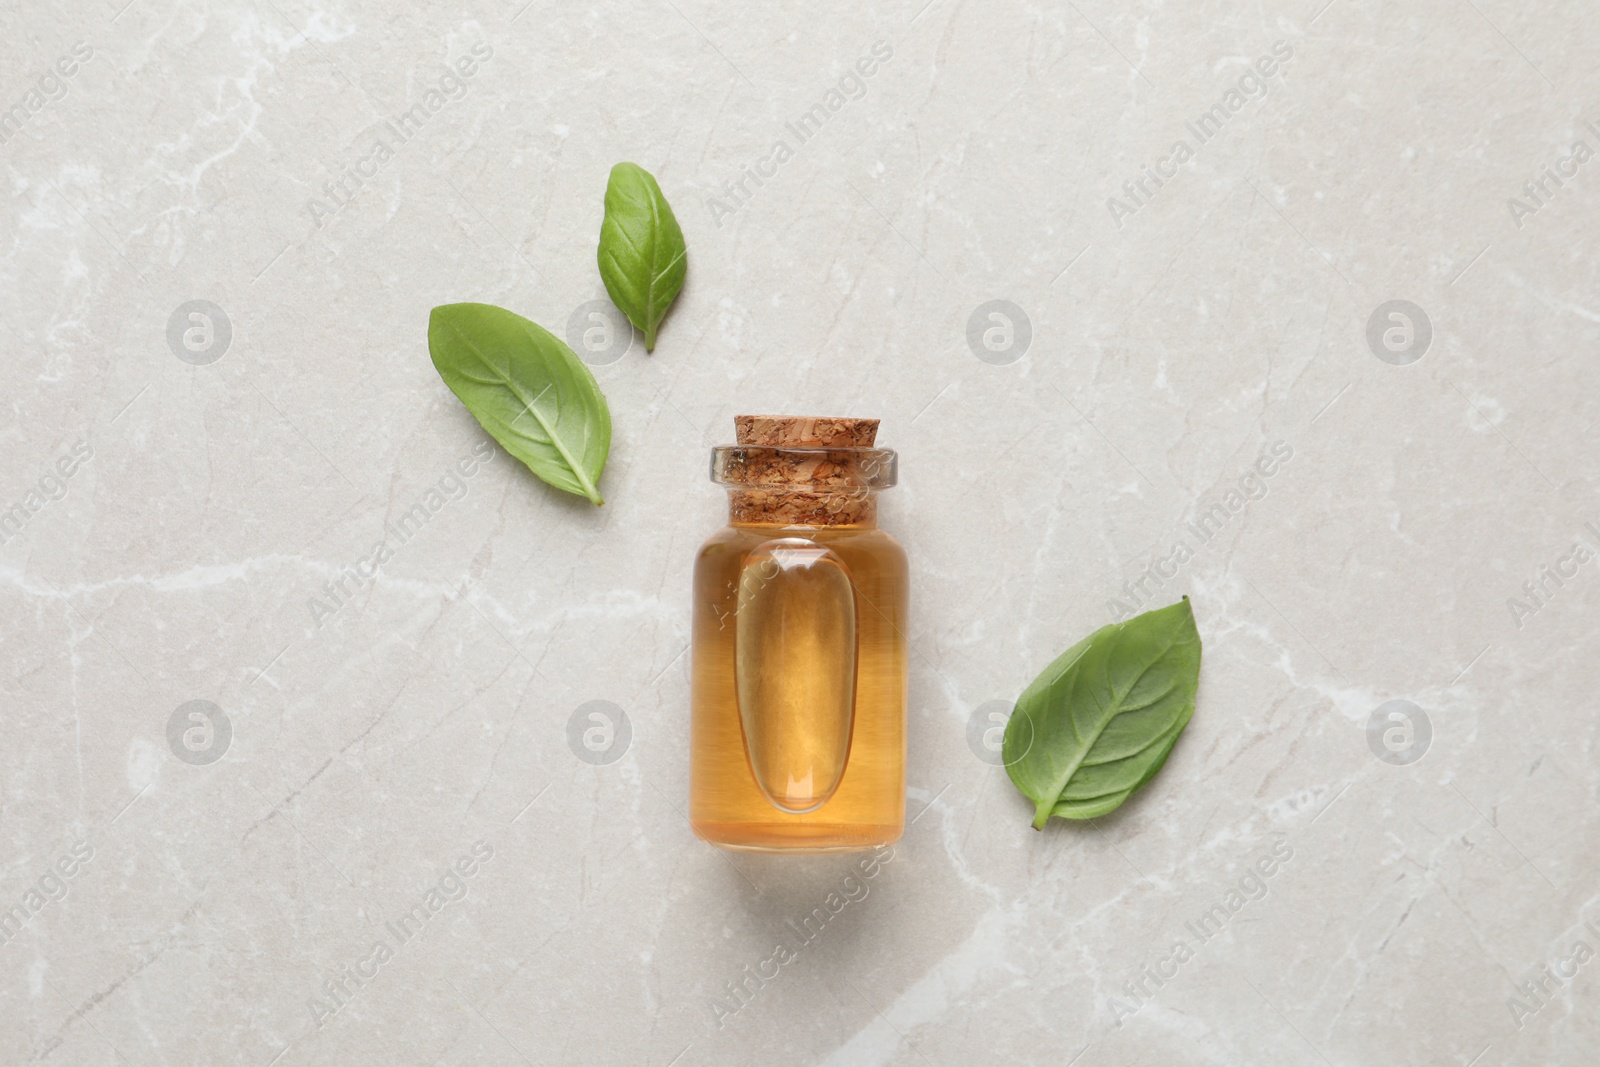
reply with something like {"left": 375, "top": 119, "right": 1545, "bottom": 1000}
{"left": 712, "top": 436, "right": 895, "bottom": 528}
{"left": 726, "top": 487, "right": 879, "bottom": 527}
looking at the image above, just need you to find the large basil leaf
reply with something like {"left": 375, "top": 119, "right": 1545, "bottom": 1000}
{"left": 428, "top": 302, "right": 611, "bottom": 506}
{"left": 1004, "top": 598, "right": 1200, "bottom": 827}
{"left": 597, "top": 162, "right": 686, "bottom": 351}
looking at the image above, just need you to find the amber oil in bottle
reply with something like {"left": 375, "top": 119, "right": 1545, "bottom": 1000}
{"left": 689, "top": 416, "right": 907, "bottom": 852}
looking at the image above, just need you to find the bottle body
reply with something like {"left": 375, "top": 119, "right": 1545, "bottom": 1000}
{"left": 690, "top": 522, "right": 908, "bottom": 851}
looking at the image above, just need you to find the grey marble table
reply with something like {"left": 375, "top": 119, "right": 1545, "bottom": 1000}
{"left": 2, "top": 1, "right": 1597, "bottom": 1064}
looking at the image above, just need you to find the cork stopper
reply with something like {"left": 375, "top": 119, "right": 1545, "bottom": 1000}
{"left": 716, "top": 415, "right": 893, "bottom": 526}
{"left": 734, "top": 415, "right": 879, "bottom": 448}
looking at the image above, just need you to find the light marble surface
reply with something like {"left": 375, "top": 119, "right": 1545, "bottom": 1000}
{"left": 3, "top": 1, "right": 1599, "bottom": 1064}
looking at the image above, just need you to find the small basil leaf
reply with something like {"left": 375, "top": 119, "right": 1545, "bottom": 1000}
{"left": 1003, "top": 598, "right": 1201, "bottom": 828}
{"left": 428, "top": 302, "right": 611, "bottom": 506}
{"left": 597, "top": 162, "right": 687, "bottom": 352}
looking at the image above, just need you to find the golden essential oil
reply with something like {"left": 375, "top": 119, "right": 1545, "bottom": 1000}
{"left": 690, "top": 416, "right": 907, "bottom": 852}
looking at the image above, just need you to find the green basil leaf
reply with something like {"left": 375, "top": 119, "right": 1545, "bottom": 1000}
{"left": 1004, "top": 598, "right": 1201, "bottom": 828}
{"left": 428, "top": 302, "right": 611, "bottom": 506}
{"left": 597, "top": 162, "right": 687, "bottom": 352}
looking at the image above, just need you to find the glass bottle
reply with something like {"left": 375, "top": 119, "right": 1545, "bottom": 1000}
{"left": 690, "top": 415, "right": 907, "bottom": 852}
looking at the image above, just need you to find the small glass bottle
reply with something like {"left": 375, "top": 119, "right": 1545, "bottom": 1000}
{"left": 690, "top": 415, "right": 907, "bottom": 852}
